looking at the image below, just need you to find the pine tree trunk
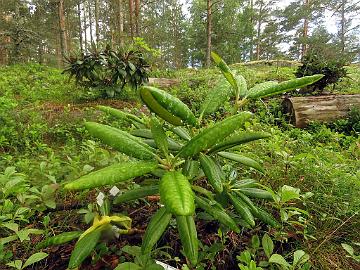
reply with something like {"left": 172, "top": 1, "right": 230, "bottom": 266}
{"left": 118, "top": 0, "right": 124, "bottom": 45}
{"left": 77, "top": 2, "right": 83, "bottom": 52}
{"left": 206, "top": 0, "right": 212, "bottom": 68}
{"left": 129, "top": 0, "right": 134, "bottom": 38}
{"left": 88, "top": 1, "right": 94, "bottom": 44}
{"left": 134, "top": 0, "right": 140, "bottom": 36}
{"left": 83, "top": 3, "right": 88, "bottom": 51}
{"left": 95, "top": 0, "right": 100, "bottom": 43}
{"left": 249, "top": 0, "right": 254, "bottom": 60}
{"left": 256, "top": 1, "right": 264, "bottom": 61}
{"left": 301, "top": 0, "right": 309, "bottom": 58}
{"left": 58, "top": 0, "right": 67, "bottom": 62}
{"left": 340, "top": 0, "right": 346, "bottom": 53}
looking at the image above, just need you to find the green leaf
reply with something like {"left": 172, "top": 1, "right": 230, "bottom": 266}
{"left": 211, "top": 52, "right": 238, "bottom": 92}
{"left": 85, "top": 122, "right": 155, "bottom": 160}
{"left": 235, "top": 73, "right": 248, "bottom": 98}
{"left": 160, "top": 171, "right": 195, "bottom": 216}
{"left": 245, "top": 81, "right": 278, "bottom": 98}
{"left": 6, "top": 260, "right": 22, "bottom": 270}
{"left": 150, "top": 117, "right": 168, "bottom": 156}
{"left": 269, "top": 254, "right": 291, "bottom": 269}
{"left": 218, "top": 152, "right": 264, "bottom": 173}
{"left": 262, "top": 234, "right": 274, "bottom": 259}
{"left": 64, "top": 161, "right": 157, "bottom": 190}
{"left": 176, "top": 215, "right": 198, "bottom": 266}
{"left": 141, "top": 207, "right": 172, "bottom": 254}
{"left": 293, "top": 250, "right": 309, "bottom": 267}
{"left": 246, "top": 75, "right": 324, "bottom": 99}
{"left": 178, "top": 112, "right": 252, "bottom": 158}
{"left": 114, "top": 262, "right": 142, "bottom": 270}
{"left": 209, "top": 131, "right": 270, "bottom": 153}
{"left": 200, "top": 77, "right": 233, "bottom": 116}
{"left": 251, "top": 235, "right": 260, "bottom": 249}
{"left": 341, "top": 243, "right": 354, "bottom": 256}
{"left": 141, "top": 86, "right": 197, "bottom": 126}
{"left": 68, "top": 226, "right": 103, "bottom": 269}
{"left": 22, "top": 252, "right": 48, "bottom": 269}
{"left": 280, "top": 185, "right": 300, "bottom": 202}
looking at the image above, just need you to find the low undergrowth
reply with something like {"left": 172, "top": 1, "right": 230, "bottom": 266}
{"left": 0, "top": 63, "right": 359, "bottom": 269}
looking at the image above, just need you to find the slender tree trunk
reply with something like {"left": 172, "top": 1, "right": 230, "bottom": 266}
{"left": 340, "top": 0, "right": 345, "bottom": 52}
{"left": 83, "top": 3, "right": 88, "bottom": 51}
{"left": 301, "top": 0, "right": 310, "bottom": 58}
{"left": 205, "top": 0, "right": 212, "bottom": 68}
{"left": 129, "top": 0, "right": 134, "bottom": 38}
{"left": 95, "top": 0, "right": 100, "bottom": 43}
{"left": 88, "top": 1, "right": 94, "bottom": 45}
{"left": 135, "top": 0, "right": 140, "bottom": 36}
{"left": 249, "top": 0, "right": 254, "bottom": 60}
{"left": 118, "top": 0, "right": 124, "bottom": 45}
{"left": 58, "top": 0, "right": 68, "bottom": 62}
{"left": 256, "top": 2, "right": 263, "bottom": 61}
{"left": 77, "top": 2, "right": 83, "bottom": 52}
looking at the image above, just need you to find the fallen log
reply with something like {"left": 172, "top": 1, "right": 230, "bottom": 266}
{"left": 283, "top": 94, "right": 360, "bottom": 128}
{"left": 148, "top": 77, "right": 180, "bottom": 88}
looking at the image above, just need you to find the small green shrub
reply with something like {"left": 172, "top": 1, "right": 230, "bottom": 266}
{"left": 63, "top": 45, "right": 150, "bottom": 98}
{"left": 295, "top": 47, "right": 348, "bottom": 94}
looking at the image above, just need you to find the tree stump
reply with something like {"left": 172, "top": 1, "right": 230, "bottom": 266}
{"left": 283, "top": 95, "right": 360, "bottom": 128}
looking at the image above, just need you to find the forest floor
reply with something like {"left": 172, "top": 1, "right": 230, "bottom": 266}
{"left": 0, "top": 63, "right": 359, "bottom": 270}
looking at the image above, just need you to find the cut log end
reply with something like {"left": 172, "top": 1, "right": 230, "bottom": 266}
{"left": 283, "top": 94, "right": 360, "bottom": 128}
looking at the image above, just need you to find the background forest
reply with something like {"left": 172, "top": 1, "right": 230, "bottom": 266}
{"left": 0, "top": 0, "right": 360, "bottom": 68}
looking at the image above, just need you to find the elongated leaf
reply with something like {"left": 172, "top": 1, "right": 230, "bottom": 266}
{"left": 209, "top": 131, "right": 270, "bottom": 153}
{"left": 199, "top": 154, "right": 224, "bottom": 194}
{"left": 245, "top": 81, "right": 278, "bottom": 98}
{"left": 195, "top": 196, "right": 240, "bottom": 233}
{"left": 142, "top": 207, "right": 172, "bottom": 254}
{"left": 36, "top": 231, "right": 83, "bottom": 249}
{"left": 143, "top": 139, "right": 182, "bottom": 151}
{"left": 140, "top": 87, "right": 183, "bottom": 126}
{"left": 200, "top": 78, "right": 233, "bottom": 116}
{"left": 235, "top": 73, "right": 247, "bottom": 98}
{"left": 22, "top": 252, "right": 48, "bottom": 269}
{"left": 141, "top": 86, "right": 197, "bottom": 126}
{"left": 228, "top": 193, "right": 255, "bottom": 227}
{"left": 97, "top": 106, "right": 145, "bottom": 124}
{"left": 85, "top": 122, "right": 154, "bottom": 160}
{"left": 218, "top": 151, "right": 264, "bottom": 173}
{"left": 68, "top": 227, "right": 103, "bottom": 269}
{"left": 172, "top": 127, "right": 191, "bottom": 141}
{"left": 130, "top": 129, "right": 153, "bottom": 139}
{"left": 114, "top": 185, "right": 159, "bottom": 204}
{"left": 160, "top": 171, "right": 195, "bottom": 216}
{"left": 262, "top": 233, "right": 274, "bottom": 259}
{"left": 178, "top": 112, "right": 252, "bottom": 158}
{"left": 246, "top": 74, "right": 324, "bottom": 99}
{"left": 176, "top": 215, "right": 198, "bottom": 266}
{"left": 64, "top": 162, "right": 158, "bottom": 190}
{"left": 150, "top": 117, "right": 168, "bottom": 156}
{"left": 211, "top": 52, "right": 237, "bottom": 91}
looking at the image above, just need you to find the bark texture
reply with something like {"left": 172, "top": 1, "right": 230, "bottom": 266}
{"left": 283, "top": 95, "right": 360, "bottom": 128}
